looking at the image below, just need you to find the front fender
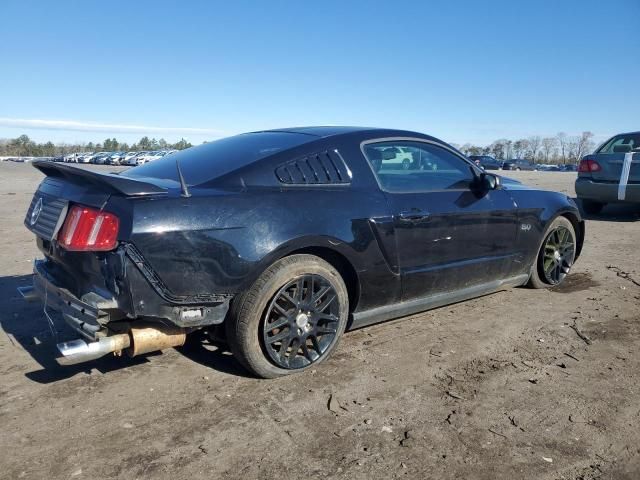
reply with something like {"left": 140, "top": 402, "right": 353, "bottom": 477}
{"left": 507, "top": 189, "right": 584, "bottom": 268}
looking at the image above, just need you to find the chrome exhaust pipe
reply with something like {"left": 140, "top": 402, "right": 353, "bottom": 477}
{"left": 56, "top": 324, "right": 187, "bottom": 365}
{"left": 57, "top": 334, "right": 131, "bottom": 365}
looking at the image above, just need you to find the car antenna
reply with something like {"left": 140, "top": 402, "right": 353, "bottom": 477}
{"left": 175, "top": 159, "right": 191, "bottom": 198}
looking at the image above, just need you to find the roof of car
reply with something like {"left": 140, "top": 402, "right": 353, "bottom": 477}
{"left": 256, "top": 126, "right": 385, "bottom": 138}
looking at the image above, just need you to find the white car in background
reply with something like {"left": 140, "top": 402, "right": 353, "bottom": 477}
{"left": 76, "top": 152, "right": 94, "bottom": 163}
{"left": 144, "top": 151, "right": 169, "bottom": 162}
{"left": 123, "top": 151, "right": 149, "bottom": 166}
{"left": 108, "top": 152, "right": 125, "bottom": 165}
{"left": 121, "top": 152, "right": 139, "bottom": 165}
{"left": 381, "top": 146, "right": 417, "bottom": 170}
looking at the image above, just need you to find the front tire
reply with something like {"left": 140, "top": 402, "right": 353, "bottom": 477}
{"left": 580, "top": 199, "right": 605, "bottom": 215}
{"left": 226, "top": 254, "right": 349, "bottom": 378}
{"left": 527, "top": 216, "right": 576, "bottom": 289}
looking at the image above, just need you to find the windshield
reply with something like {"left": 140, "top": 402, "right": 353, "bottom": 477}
{"left": 598, "top": 133, "right": 640, "bottom": 154}
{"left": 123, "top": 132, "right": 314, "bottom": 184}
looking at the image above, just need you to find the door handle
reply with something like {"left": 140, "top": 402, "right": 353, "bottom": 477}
{"left": 398, "top": 210, "right": 430, "bottom": 222}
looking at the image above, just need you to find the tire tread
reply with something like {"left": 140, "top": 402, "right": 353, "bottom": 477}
{"left": 226, "top": 254, "right": 348, "bottom": 378}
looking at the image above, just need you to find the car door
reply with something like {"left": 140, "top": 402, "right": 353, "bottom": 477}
{"left": 362, "top": 139, "right": 520, "bottom": 301}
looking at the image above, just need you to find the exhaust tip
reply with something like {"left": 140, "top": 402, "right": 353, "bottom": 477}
{"left": 54, "top": 325, "right": 187, "bottom": 366}
{"left": 57, "top": 338, "right": 92, "bottom": 357}
{"left": 56, "top": 334, "right": 131, "bottom": 365}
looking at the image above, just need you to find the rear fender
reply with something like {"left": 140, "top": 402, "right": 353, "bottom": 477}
{"left": 239, "top": 233, "right": 401, "bottom": 313}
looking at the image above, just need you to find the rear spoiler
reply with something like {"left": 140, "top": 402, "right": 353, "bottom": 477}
{"left": 32, "top": 161, "right": 169, "bottom": 196}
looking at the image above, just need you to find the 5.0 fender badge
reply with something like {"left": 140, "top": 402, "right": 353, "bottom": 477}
{"left": 520, "top": 223, "right": 532, "bottom": 231}
{"left": 30, "top": 198, "right": 43, "bottom": 226}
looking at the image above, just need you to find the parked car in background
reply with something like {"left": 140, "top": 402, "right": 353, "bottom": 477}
{"left": 537, "top": 164, "right": 561, "bottom": 172}
{"left": 83, "top": 153, "right": 101, "bottom": 163}
{"left": 560, "top": 164, "right": 578, "bottom": 172}
{"left": 144, "top": 151, "right": 169, "bottom": 162}
{"left": 21, "top": 126, "right": 584, "bottom": 378}
{"left": 502, "top": 159, "right": 535, "bottom": 171}
{"left": 76, "top": 152, "right": 95, "bottom": 163}
{"left": 130, "top": 151, "right": 150, "bottom": 164}
{"left": 575, "top": 131, "right": 640, "bottom": 214}
{"left": 378, "top": 146, "right": 416, "bottom": 170}
{"left": 91, "top": 152, "right": 112, "bottom": 164}
{"left": 131, "top": 151, "right": 152, "bottom": 165}
{"left": 108, "top": 152, "right": 125, "bottom": 165}
{"left": 121, "top": 152, "right": 144, "bottom": 166}
{"left": 121, "top": 152, "right": 139, "bottom": 165}
{"left": 468, "top": 155, "right": 503, "bottom": 170}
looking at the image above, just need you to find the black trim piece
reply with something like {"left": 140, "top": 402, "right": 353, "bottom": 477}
{"left": 24, "top": 193, "right": 68, "bottom": 241}
{"left": 275, "top": 150, "right": 351, "bottom": 185}
{"left": 349, "top": 274, "right": 529, "bottom": 330}
{"left": 123, "top": 243, "right": 232, "bottom": 305}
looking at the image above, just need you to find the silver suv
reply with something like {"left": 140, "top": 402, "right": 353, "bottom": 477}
{"left": 575, "top": 131, "right": 640, "bottom": 214}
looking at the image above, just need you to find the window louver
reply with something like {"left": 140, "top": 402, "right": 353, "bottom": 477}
{"left": 275, "top": 150, "right": 351, "bottom": 185}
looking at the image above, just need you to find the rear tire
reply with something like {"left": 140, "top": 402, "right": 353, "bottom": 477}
{"left": 527, "top": 216, "right": 576, "bottom": 289}
{"left": 226, "top": 254, "right": 349, "bottom": 378}
{"left": 580, "top": 199, "right": 605, "bottom": 215}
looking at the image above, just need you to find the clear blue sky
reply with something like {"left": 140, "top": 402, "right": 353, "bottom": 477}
{"left": 0, "top": 0, "right": 638, "bottom": 146}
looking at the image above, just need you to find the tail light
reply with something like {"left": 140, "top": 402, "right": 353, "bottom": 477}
{"left": 578, "top": 158, "right": 601, "bottom": 173}
{"left": 57, "top": 205, "right": 120, "bottom": 251}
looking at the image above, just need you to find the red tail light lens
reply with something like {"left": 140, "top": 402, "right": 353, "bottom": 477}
{"left": 578, "top": 159, "right": 601, "bottom": 173}
{"left": 58, "top": 205, "right": 120, "bottom": 251}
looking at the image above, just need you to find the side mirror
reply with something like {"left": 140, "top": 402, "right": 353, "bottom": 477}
{"left": 480, "top": 172, "right": 500, "bottom": 190}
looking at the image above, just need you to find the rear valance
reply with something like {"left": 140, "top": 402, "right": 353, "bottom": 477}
{"left": 32, "top": 161, "right": 170, "bottom": 196}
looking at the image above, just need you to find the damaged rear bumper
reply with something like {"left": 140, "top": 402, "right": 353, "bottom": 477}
{"left": 31, "top": 258, "right": 112, "bottom": 340}
{"left": 20, "top": 259, "right": 206, "bottom": 364}
{"left": 19, "top": 244, "right": 235, "bottom": 365}
{"left": 27, "top": 241, "right": 234, "bottom": 331}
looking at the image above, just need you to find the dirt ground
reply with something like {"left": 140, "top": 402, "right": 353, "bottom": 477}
{"left": 0, "top": 162, "right": 639, "bottom": 480}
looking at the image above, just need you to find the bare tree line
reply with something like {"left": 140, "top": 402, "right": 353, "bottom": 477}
{"left": 1, "top": 131, "right": 597, "bottom": 164}
{"left": 452, "top": 132, "right": 595, "bottom": 164}
{"left": 0, "top": 134, "right": 192, "bottom": 158}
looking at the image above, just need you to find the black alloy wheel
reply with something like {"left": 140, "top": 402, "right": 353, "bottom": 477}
{"left": 541, "top": 225, "right": 575, "bottom": 285}
{"left": 262, "top": 274, "right": 340, "bottom": 369}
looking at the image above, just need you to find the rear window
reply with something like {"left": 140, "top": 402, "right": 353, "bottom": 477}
{"left": 122, "top": 132, "right": 313, "bottom": 184}
{"left": 598, "top": 133, "right": 640, "bottom": 154}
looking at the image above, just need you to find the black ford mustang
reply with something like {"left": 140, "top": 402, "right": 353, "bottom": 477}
{"left": 21, "top": 127, "right": 584, "bottom": 378}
